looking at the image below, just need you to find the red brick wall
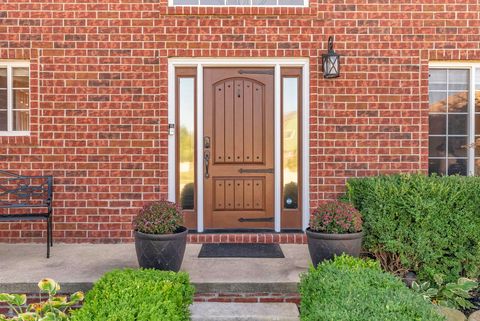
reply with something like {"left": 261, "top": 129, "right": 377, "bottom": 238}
{"left": 1, "top": 0, "right": 479, "bottom": 242}
{"left": 0, "top": 292, "right": 300, "bottom": 315}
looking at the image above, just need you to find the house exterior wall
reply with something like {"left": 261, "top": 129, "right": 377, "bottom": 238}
{"left": 0, "top": 0, "right": 479, "bottom": 242}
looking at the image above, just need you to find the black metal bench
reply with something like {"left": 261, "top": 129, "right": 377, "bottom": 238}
{"left": 0, "top": 170, "right": 53, "bottom": 258}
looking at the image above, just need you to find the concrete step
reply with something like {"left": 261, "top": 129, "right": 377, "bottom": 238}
{"left": 190, "top": 302, "right": 300, "bottom": 321}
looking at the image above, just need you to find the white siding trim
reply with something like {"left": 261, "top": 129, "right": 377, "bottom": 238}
{"left": 167, "top": 63, "right": 176, "bottom": 202}
{"left": 274, "top": 64, "right": 281, "bottom": 232}
{"left": 302, "top": 62, "right": 310, "bottom": 230}
{"left": 196, "top": 65, "right": 205, "bottom": 232}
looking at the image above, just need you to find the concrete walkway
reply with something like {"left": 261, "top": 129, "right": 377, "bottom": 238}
{"left": 0, "top": 243, "right": 310, "bottom": 293}
{"left": 191, "top": 303, "right": 300, "bottom": 321}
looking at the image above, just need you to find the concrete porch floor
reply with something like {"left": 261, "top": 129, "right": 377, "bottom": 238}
{"left": 0, "top": 243, "right": 310, "bottom": 293}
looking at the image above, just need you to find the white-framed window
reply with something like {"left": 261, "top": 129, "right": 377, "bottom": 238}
{"left": 170, "top": 0, "right": 307, "bottom": 6}
{"left": 0, "top": 61, "right": 30, "bottom": 136}
{"left": 429, "top": 63, "right": 480, "bottom": 176}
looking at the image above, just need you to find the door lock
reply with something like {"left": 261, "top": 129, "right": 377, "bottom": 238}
{"left": 204, "top": 136, "right": 210, "bottom": 149}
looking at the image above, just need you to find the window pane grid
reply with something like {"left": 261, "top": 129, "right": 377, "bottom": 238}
{"left": 0, "top": 64, "right": 29, "bottom": 133}
{"left": 429, "top": 68, "right": 469, "bottom": 176}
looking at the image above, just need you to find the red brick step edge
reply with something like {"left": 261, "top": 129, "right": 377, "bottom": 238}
{"left": 187, "top": 233, "right": 306, "bottom": 244}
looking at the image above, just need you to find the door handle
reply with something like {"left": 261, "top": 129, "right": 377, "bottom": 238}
{"left": 204, "top": 151, "right": 210, "bottom": 178}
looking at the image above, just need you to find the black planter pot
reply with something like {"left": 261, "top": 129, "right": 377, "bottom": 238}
{"left": 134, "top": 226, "right": 188, "bottom": 272}
{"left": 306, "top": 228, "right": 363, "bottom": 267}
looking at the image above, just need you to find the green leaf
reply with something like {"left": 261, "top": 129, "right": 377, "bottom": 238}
{"left": 424, "top": 288, "right": 438, "bottom": 297}
{"left": 17, "top": 312, "right": 37, "bottom": 321}
{"left": 39, "top": 312, "right": 59, "bottom": 321}
{"left": 11, "top": 294, "right": 27, "bottom": 307}
{"left": 433, "top": 274, "right": 444, "bottom": 286}
{"left": 69, "top": 291, "right": 84, "bottom": 303}
{"left": 0, "top": 293, "right": 15, "bottom": 304}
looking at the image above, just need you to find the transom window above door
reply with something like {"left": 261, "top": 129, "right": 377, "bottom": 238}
{"left": 171, "top": 0, "right": 307, "bottom": 6}
{"left": 428, "top": 64, "right": 480, "bottom": 176}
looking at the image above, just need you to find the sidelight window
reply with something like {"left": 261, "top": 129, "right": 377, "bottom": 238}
{"left": 281, "top": 67, "right": 302, "bottom": 220}
{"left": 176, "top": 70, "right": 196, "bottom": 210}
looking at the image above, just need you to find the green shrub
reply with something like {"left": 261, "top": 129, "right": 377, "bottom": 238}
{"left": 299, "top": 255, "right": 445, "bottom": 321}
{"left": 72, "top": 269, "right": 194, "bottom": 321}
{"left": 346, "top": 174, "right": 480, "bottom": 283}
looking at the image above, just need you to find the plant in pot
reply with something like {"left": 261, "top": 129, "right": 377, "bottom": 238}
{"left": 133, "top": 200, "right": 188, "bottom": 272}
{"left": 306, "top": 200, "right": 363, "bottom": 267}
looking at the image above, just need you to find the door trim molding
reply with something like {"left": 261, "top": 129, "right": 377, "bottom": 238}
{"left": 168, "top": 58, "right": 310, "bottom": 232}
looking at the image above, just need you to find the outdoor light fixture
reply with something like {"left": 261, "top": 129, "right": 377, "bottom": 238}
{"left": 322, "top": 36, "right": 340, "bottom": 78}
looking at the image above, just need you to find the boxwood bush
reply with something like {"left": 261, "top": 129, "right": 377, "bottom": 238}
{"left": 299, "top": 255, "right": 444, "bottom": 321}
{"left": 72, "top": 269, "right": 194, "bottom": 321}
{"left": 346, "top": 174, "right": 480, "bottom": 283}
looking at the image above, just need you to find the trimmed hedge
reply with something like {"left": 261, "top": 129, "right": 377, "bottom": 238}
{"left": 346, "top": 174, "right": 480, "bottom": 283}
{"left": 299, "top": 255, "right": 445, "bottom": 321}
{"left": 72, "top": 269, "right": 194, "bottom": 321}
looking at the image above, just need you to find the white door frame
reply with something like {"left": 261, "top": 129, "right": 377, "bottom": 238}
{"left": 168, "top": 58, "right": 310, "bottom": 232}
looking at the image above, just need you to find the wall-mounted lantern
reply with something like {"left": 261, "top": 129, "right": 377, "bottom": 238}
{"left": 322, "top": 36, "right": 340, "bottom": 78}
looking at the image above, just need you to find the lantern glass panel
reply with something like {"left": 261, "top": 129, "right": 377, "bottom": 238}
{"left": 323, "top": 54, "right": 340, "bottom": 78}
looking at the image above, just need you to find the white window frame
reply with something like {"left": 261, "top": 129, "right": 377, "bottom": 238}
{"left": 168, "top": 58, "right": 310, "bottom": 232}
{"left": 429, "top": 61, "right": 480, "bottom": 176}
{"left": 168, "top": 0, "right": 308, "bottom": 7}
{"left": 0, "top": 61, "right": 30, "bottom": 136}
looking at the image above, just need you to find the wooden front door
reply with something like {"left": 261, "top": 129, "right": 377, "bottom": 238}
{"left": 203, "top": 68, "right": 275, "bottom": 229}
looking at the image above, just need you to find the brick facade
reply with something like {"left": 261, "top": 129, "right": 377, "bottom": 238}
{"left": 0, "top": 292, "right": 300, "bottom": 316}
{"left": 1, "top": 0, "right": 479, "bottom": 242}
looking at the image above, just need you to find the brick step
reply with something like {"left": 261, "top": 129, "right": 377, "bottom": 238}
{"left": 190, "top": 302, "right": 300, "bottom": 321}
{"left": 194, "top": 292, "right": 300, "bottom": 305}
{"left": 187, "top": 233, "right": 306, "bottom": 244}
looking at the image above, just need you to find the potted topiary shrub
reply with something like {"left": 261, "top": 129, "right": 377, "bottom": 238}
{"left": 306, "top": 200, "right": 363, "bottom": 266}
{"left": 133, "top": 201, "right": 188, "bottom": 271}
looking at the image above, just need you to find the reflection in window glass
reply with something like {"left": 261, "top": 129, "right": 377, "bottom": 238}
{"left": 429, "top": 69, "right": 468, "bottom": 176}
{"left": 475, "top": 69, "right": 480, "bottom": 174}
{"left": 0, "top": 65, "right": 29, "bottom": 132}
{"left": 283, "top": 77, "right": 298, "bottom": 209}
{"left": 179, "top": 78, "right": 195, "bottom": 210}
{"left": 13, "top": 68, "right": 29, "bottom": 131}
{"left": 0, "top": 68, "right": 6, "bottom": 131}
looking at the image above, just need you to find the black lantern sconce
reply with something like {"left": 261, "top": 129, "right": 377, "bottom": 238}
{"left": 322, "top": 36, "right": 340, "bottom": 78}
